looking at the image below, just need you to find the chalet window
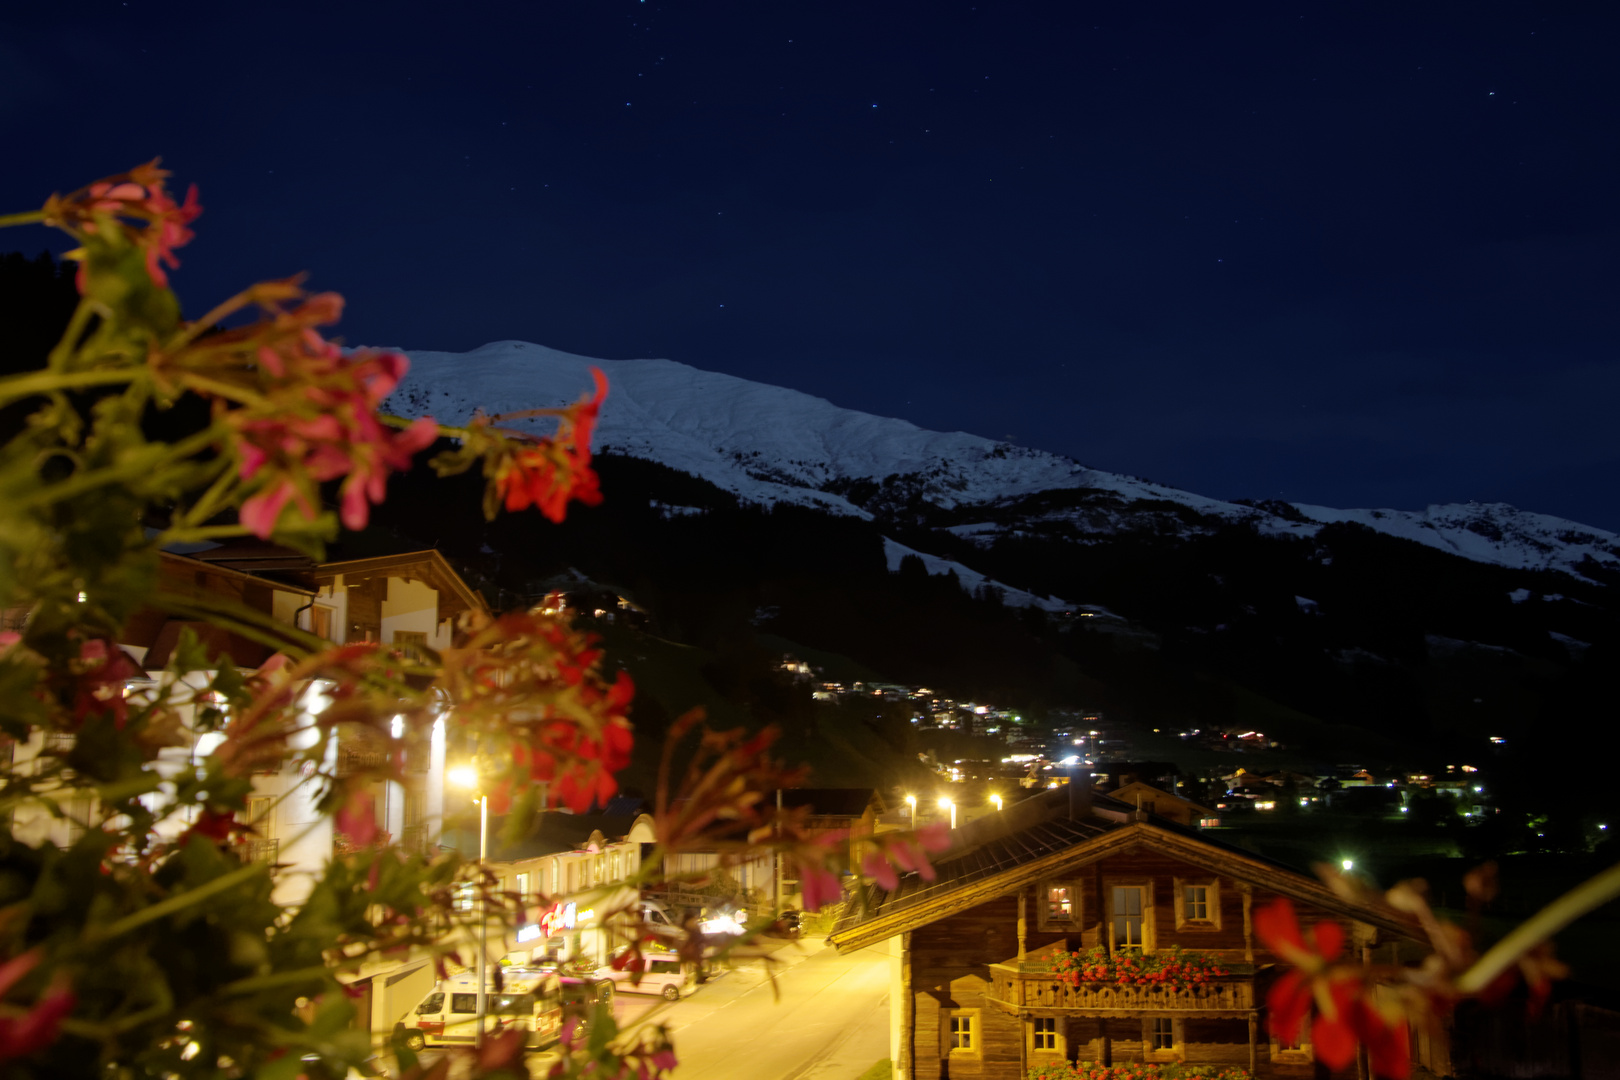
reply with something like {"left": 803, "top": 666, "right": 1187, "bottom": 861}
{"left": 944, "top": 1009, "right": 981, "bottom": 1058}
{"left": 246, "top": 796, "right": 276, "bottom": 837}
{"left": 1031, "top": 1016, "right": 1059, "bottom": 1052}
{"left": 392, "top": 629, "right": 428, "bottom": 649}
{"left": 1174, "top": 877, "right": 1222, "bottom": 931}
{"left": 1143, "top": 1017, "right": 1181, "bottom": 1059}
{"left": 1270, "top": 1020, "right": 1313, "bottom": 1062}
{"left": 309, "top": 605, "right": 334, "bottom": 640}
{"left": 1039, "top": 881, "right": 1079, "bottom": 929}
{"left": 453, "top": 884, "right": 475, "bottom": 913}
{"left": 1111, "top": 885, "right": 1148, "bottom": 952}
{"left": 516, "top": 872, "right": 530, "bottom": 903}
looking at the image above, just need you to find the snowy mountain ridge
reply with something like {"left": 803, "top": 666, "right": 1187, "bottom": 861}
{"left": 384, "top": 341, "right": 1620, "bottom": 582}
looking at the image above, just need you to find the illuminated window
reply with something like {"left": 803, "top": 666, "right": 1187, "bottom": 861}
{"left": 1039, "top": 880, "right": 1079, "bottom": 930}
{"left": 1270, "top": 1020, "right": 1313, "bottom": 1062}
{"left": 1112, "top": 886, "right": 1146, "bottom": 952}
{"left": 516, "top": 872, "right": 530, "bottom": 903}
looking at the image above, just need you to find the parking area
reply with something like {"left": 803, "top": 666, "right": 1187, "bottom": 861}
{"left": 386, "top": 937, "right": 820, "bottom": 1077}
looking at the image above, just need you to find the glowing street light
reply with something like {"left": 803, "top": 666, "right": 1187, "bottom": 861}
{"left": 938, "top": 796, "right": 956, "bottom": 830}
{"left": 451, "top": 766, "right": 490, "bottom": 1046}
{"left": 904, "top": 794, "right": 917, "bottom": 828}
{"left": 1341, "top": 858, "right": 1354, "bottom": 872}
{"left": 990, "top": 793, "right": 1003, "bottom": 812}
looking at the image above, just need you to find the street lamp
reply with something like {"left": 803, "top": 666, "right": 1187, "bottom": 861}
{"left": 990, "top": 793, "right": 1003, "bottom": 812}
{"left": 1341, "top": 858, "right": 1354, "bottom": 872}
{"left": 451, "top": 767, "right": 490, "bottom": 1047}
{"left": 904, "top": 794, "right": 917, "bottom": 828}
{"left": 938, "top": 796, "right": 956, "bottom": 829}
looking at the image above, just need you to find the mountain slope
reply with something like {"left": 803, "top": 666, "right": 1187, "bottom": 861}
{"left": 384, "top": 341, "right": 1620, "bottom": 583}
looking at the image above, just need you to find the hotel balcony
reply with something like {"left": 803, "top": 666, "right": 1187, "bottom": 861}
{"left": 987, "top": 962, "right": 1257, "bottom": 1017}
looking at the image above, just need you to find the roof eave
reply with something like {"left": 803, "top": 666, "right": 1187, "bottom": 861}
{"left": 829, "top": 821, "right": 1416, "bottom": 952}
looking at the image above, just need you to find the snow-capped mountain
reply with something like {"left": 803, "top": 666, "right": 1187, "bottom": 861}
{"left": 385, "top": 341, "right": 1620, "bottom": 583}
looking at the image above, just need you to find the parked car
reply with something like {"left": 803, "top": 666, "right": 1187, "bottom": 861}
{"left": 558, "top": 972, "right": 616, "bottom": 1008}
{"left": 603, "top": 949, "right": 696, "bottom": 1001}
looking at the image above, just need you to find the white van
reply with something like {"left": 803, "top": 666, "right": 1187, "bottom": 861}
{"left": 401, "top": 969, "right": 563, "bottom": 1051}
{"left": 604, "top": 949, "right": 696, "bottom": 1001}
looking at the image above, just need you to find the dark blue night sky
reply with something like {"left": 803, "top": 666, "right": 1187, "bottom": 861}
{"left": 3, "top": 1, "right": 1616, "bottom": 527}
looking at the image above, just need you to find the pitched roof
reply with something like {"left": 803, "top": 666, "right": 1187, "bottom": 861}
{"left": 828, "top": 785, "right": 1414, "bottom": 952}
{"left": 440, "top": 811, "right": 642, "bottom": 861}
{"left": 1108, "top": 780, "right": 1217, "bottom": 818}
{"left": 313, "top": 549, "right": 489, "bottom": 619}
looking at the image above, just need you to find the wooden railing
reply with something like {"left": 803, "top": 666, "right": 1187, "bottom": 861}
{"left": 234, "top": 837, "right": 280, "bottom": 864}
{"left": 988, "top": 963, "right": 1255, "bottom": 1015}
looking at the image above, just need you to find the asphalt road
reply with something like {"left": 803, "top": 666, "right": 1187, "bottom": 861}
{"left": 639, "top": 941, "right": 892, "bottom": 1080}
{"left": 397, "top": 940, "right": 891, "bottom": 1079}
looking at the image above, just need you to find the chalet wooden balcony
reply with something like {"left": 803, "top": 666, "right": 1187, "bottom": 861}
{"left": 987, "top": 962, "right": 1256, "bottom": 1017}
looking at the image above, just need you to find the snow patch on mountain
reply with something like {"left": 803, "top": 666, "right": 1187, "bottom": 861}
{"left": 384, "top": 341, "right": 1620, "bottom": 583}
{"left": 1281, "top": 503, "right": 1620, "bottom": 578}
{"left": 881, "top": 537, "right": 1072, "bottom": 612}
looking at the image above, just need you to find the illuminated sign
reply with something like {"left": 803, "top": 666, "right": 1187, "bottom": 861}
{"left": 516, "top": 924, "right": 541, "bottom": 943}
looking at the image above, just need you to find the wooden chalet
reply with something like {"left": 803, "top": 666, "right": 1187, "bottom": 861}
{"left": 1105, "top": 780, "right": 1218, "bottom": 828}
{"left": 829, "top": 784, "right": 1447, "bottom": 1080}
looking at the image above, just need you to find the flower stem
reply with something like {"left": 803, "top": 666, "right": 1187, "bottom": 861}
{"left": 1455, "top": 859, "right": 1620, "bottom": 994}
{"left": 46, "top": 298, "right": 104, "bottom": 371}
{"left": 19, "top": 425, "right": 222, "bottom": 508}
{"left": 176, "top": 372, "right": 272, "bottom": 409}
{"left": 379, "top": 412, "right": 462, "bottom": 437}
{"left": 0, "top": 209, "right": 47, "bottom": 228}
{"left": 94, "top": 861, "right": 268, "bottom": 941}
{"left": 0, "top": 366, "right": 140, "bottom": 406}
{"left": 171, "top": 457, "right": 238, "bottom": 530}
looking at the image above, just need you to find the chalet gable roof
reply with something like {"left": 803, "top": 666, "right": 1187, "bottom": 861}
{"left": 313, "top": 549, "right": 489, "bottom": 620}
{"left": 829, "top": 791, "right": 1414, "bottom": 952}
{"left": 1108, "top": 780, "right": 1216, "bottom": 818}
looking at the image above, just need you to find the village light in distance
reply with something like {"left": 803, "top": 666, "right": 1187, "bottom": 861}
{"left": 990, "top": 793, "right": 1003, "bottom": 812}
{"left": 449, "top": 765, "right": 479, "bottom": 790}
{"left": 1341, "top": 858, "right": 1354, "bottom": 872}
{"left": 938, "top": 796, "right": 956, "bottom": 829}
